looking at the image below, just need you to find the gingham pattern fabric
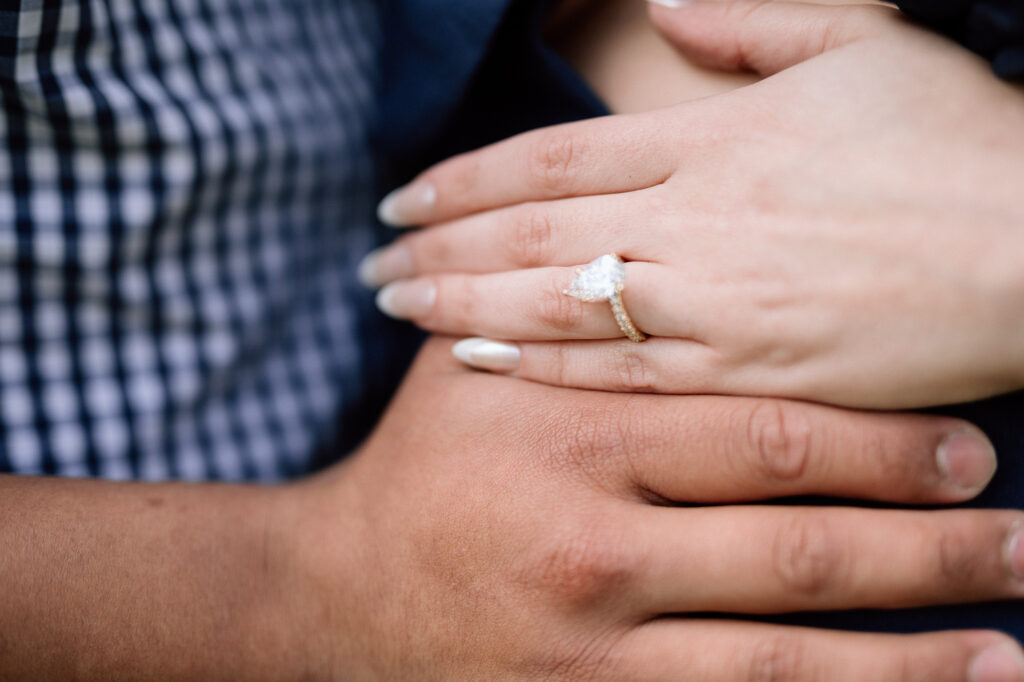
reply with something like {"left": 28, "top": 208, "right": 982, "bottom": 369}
{"left": 0, "top": 0, "right": 384, "bottom": 480}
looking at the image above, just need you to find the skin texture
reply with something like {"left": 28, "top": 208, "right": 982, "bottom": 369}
{"left": 0, "top": 338, "right": 1023, "bottom": 679}
{"left": 289, "top": 339, "right": 1023, "bottom": 680}
{"left": 1, "top": 3, "right": 1022, "bottom": 679}
{"left": 546, "top": 0, "right": 758, "bottom": 113}
{"left": 367, "top": 1, "right": 1024, "bottom": 410}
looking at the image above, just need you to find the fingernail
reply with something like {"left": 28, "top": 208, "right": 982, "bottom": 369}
{"left": 357, "top": 245, "right": 415, "bottom": 288}
{"left": 1005, "top": 523, "right": 1024, "bottom": 582}
{"left": 647, "top": 0, "right": 692, "bottom": 8}
{"left": 936, "top": 431, "right": 997, "bottom": 493}
{"left": 375, "top": 280, "right": 436, "bottom": 320}
{"left": 377, "top": 182, "right": 436, "bottom": 227}
{"left": 452, "top": 338, "right": 521, "bottom": 373}
{"left": 968, "top": 643, "right": 1024, "bottom": 682}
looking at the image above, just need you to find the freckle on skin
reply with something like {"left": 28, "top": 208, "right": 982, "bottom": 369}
{"left": 146, "top": 496, "right": 165, "bottom": 508}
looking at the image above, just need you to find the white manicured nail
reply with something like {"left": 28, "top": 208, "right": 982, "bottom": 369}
{"left": 647, "top": 0, "right": 691, "bottom": 8}
{"left": 357, "top": 245, "right": 414, "bottom": 288}
{"left": 377, "top": 182, "right": 437, "bottom": 227}
{"left": 452, "top": 338, "right": 521, "bottom": 373}
{"left": 375, "top": 280, "right": 436, "bottom": 320}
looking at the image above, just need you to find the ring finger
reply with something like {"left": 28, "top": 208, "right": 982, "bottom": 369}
{"left": 374, "top": 263, "right": 705, "bottom": 342}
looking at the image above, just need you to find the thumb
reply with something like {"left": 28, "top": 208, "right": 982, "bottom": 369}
{"left": 647, "top": 0, "right": 896, "bottom": 75}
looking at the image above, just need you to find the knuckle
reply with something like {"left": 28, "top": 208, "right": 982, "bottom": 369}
{"left": 523, "top": 521, "right": 638, "bottom": 605}
{"left": 550, "top": 404, "right": 629, "bottom": 475}
{"left": 772, "top": 515, "right": 844, "bottom": 597}
{"left": 607, "top": 346, "right": 657, "bottom": 393}
{"left": 527, "top": 128, "right": 583, "bottom": 194}
{"left": 869, "top": 428, "right": 922, "bottom": 490}
{"left": 549, "top": 341, "right": 572, "bottom": 388}
{"left": 747, "top": 634, "right": 818, "bottom": 682}
{"left": 746, "top": 401, "right": 813, "bottom": 483}
{"left": 509, "top": 206, "right": 554, "bottom": 268}
{"left": 535, "top": 279, "right": 585, "bottom": 332}
{"left": 543, "top": 398, "right": 649, "bottom": 495}
{"left": 935, "top": 523, "right": 984, "bottom": 585}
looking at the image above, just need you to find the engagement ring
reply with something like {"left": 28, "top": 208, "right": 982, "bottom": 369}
{"left": 563, "top": 254, "right": 647, "bottom": 343}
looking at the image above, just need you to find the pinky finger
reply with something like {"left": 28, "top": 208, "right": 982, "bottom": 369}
{"left": 451, "top": 337, "right": 721, "bottom": 395}
{"left": 615, "top": 620, "right": 1024, "bottom": 682}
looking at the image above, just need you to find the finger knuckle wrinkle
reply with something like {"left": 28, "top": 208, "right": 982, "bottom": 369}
{"left": 528, "top": 130, "right": 582, "bottom": 194}
{"left": 870, "top": 431, "right": 920, "bottom": 490}
{"left": 608, "top": 348, "right": 657, "bottom": 393}
{"left": 527, "top": 525, "right": 636, "bottom": 604}
{"left": 772, "top": 516, "right": 843, "bottom": 597}
{"left": 550, "top": 407, "right": 628, "bottom": 475}
{"left": 510, "top": 207, "right": 554, "bottom": 268}
{"left": 748, "top": 635, "right": 815, "bottom": 682}
{"left": 536, "top": 281, "right": 585, "bottom": 332}
{"left": 532, "top": 631, "right": 623, "bottom": 682}
{"left": 936, "top": 526, "right": 982, "bottom": 585}
{"left": 747, "top": 401, "right": 812, "bottom": 483}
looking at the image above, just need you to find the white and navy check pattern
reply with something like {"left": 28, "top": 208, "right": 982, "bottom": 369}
{"left": 0, "top": 0, "right": 388, "bottom": 480}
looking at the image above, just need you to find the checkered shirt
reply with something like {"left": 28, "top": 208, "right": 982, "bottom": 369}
{"left": 0, "top": 0, "right": 390, "bottom": 481}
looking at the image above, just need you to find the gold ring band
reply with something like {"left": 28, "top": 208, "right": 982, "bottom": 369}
{"left": 609, "top": 291, "right": 647, "bottom": 343}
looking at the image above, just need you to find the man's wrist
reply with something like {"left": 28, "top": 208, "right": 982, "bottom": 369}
{"left": 268, "top": 467, "right": 375, "bottom": 681}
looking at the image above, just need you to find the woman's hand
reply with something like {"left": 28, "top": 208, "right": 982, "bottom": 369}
{"left": 362, "top": 0, "right": 1024, "bottom": 409}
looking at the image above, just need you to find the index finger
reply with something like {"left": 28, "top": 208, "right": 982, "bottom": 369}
{"left": 577, "top": 394, "right": 998, "bottom": 506}
{"left": 377, "top": 111, "right": 682, "bottom": 227}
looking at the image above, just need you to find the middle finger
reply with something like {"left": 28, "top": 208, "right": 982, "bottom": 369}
{"left": 360, "top": 190, "right": 663, "bottom": 287}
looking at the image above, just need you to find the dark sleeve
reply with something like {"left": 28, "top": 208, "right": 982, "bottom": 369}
{"left": 895, "top": 0, "right": 1024, "bottom": 79}
{"left": 375, "top": 0, "right": 607, "bottom": 193}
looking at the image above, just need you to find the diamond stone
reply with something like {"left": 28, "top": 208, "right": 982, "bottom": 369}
{"left": 565, "top": 254, "right": 626, "bottom": 302}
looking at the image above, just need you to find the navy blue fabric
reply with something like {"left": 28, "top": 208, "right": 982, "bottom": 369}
{"left": 896, "top": 0, "right": 1024, "bottom": 80}
{"left": 378, "top": 0, "right": 1023, "bottom": 638}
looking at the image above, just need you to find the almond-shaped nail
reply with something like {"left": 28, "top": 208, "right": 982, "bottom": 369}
{"left": 357, "top": 245, "right": 415, "bottom": 288}
{"left": 452, "top": 338, "right": 521, "bottom": 373}
{"left": 377, "top": 181, "right": 437, "bottom": 227}
{"left": 969, "top": 643, "right": 1024, "bottom": 682}
{"left": 375, "top": 280, "right": 436, "bottom": 320}
{"left": 936, "top": 431, "right": 997, "bottom": 493}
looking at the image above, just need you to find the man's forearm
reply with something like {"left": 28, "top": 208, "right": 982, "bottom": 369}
{"left": 0, "top": 475, "right": 318, "bottom": 680}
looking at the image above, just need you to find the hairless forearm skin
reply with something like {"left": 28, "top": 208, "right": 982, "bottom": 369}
{"left": 0, "top": 475, "right": 332, "bottom": 680}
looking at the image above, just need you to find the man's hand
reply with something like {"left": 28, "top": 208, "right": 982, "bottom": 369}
{"left": 288, "top": 338, "right": 1024, "bottom": 680}
{"left": 1, "top": 338, "right": 1021, "bottom": 680}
